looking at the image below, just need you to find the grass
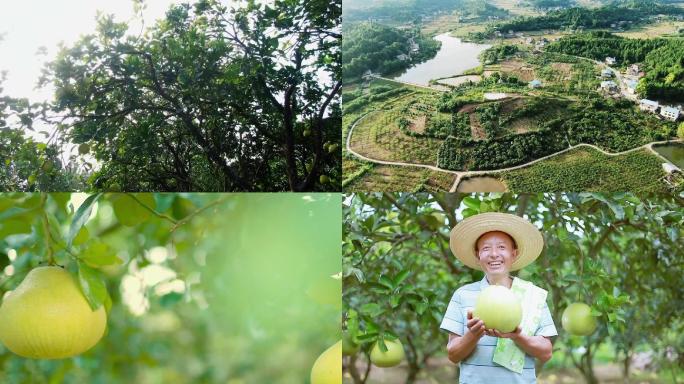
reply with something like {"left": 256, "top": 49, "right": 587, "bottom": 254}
{"left": 343, "top": 164, "right": 455, "bottom": 192}
{"left": 615, "top": 20, "right": 684, "bottom": 38}
{"left": 499, "top": 147, "right": 670, "bottom": 193}
{"left": 349, "top": 110, "right": 444, "bottom": 165}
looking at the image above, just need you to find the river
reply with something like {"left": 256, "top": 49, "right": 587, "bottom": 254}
{"left": 393, "top": 33, "right": 491, "bottom": 86}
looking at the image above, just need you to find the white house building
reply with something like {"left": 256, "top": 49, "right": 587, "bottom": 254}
{"left": 660, "top": 106, "right": 680, "bottom": 121}
{"left": 605, "top": 57, "right": 617, "bottom": 65}
{"left": 601, "top": 68, "right": 614, "bottom": 78}
{"left": 639, "top": 99, "right": 659, "bottom": 113}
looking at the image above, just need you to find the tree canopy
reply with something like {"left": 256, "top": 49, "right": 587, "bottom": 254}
{"left": 32, "top": 0, "right": 341, "bottom": 192}
{"left": 342, "top": 22, "right": 439, "bottom": 81}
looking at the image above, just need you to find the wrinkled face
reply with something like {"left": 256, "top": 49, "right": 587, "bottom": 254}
{"left": 475, "top": 231, "right": 518, "bottom": 275}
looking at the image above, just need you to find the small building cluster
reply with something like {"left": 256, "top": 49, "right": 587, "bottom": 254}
{"left": 605, "top": 57, "right": 617, "bottom": 66}
{"left": 529, "top": 79, "right": 542, "bottom": 89}
{"left": 600, "top": 80, "right": 619, "bottom": 94}
{"left": 639, "top": 99, "right": 681, "bottom": 121}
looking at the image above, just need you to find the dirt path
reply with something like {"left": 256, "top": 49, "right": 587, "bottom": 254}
{"left": 345, "top": 357, "right": 664, "bottom": 384}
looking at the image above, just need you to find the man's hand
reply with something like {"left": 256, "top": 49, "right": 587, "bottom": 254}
{"left": 485, "top": 326, "right": 522, "bottom": 340}
{"left": 466, "top": 310, "right": 485, "bottom": 339}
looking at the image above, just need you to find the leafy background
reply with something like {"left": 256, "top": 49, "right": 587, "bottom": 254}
{"left": 0, "top": 192, "right": 340, "bottom": 383}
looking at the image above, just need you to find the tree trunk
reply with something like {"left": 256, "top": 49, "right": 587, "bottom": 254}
{"left": 346, "top": 353, "right": 371, "bottom": 384}
{"left": 622, "top": 350, "right": 632, "bottom": 382}
{"left": 579, "top": 344, "right": 599, "bottom": 384}
{"left": 405, "top": 364, "right": 419, "bottom": 384}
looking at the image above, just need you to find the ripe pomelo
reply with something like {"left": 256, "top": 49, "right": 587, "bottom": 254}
{"left": 562, "top": 302, "right": 597, "bottom": 336}
{"left": 370, "top": 339, "right": 405, "bottom": 368}
{"left": 0, "top": 266, "right": 107, "bottom": 359}
{"left": 310, "top": 340, "right": 341, "bottom": 384}
{"left": 473, "top": 285, "right": 522, "bottom": 333}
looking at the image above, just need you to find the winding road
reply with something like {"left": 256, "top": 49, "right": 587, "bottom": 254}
{"left": 346, "top": 110, "right": 682, "bottom": 192}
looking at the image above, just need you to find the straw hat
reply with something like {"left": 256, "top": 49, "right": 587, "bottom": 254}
{"left": 449, "top": 212, "right": 544, "bottom": 271}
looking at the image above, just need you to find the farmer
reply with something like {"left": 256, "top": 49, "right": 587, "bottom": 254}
{"left": 441, "top": 212, "right": 557, "bottom": 383}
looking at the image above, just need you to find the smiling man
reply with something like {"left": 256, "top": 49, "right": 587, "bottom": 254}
{"left": 440, "top": 212, "right": 557, "bottom": 383}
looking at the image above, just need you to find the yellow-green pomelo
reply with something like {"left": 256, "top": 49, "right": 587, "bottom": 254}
{"left": 310, "top": 340, "right": 342, "bottom": 384}
{"left": 319, "top": 175, "right": 330, "bottom": 184}
{"left": 342, "top": 332, "right": 359, "bottom": 356}
{"left": 473, "top": 285, "right": 522, "bottom": 333}
{"left": 370, "top": 339, "right": 405, "bottom": 368}
{"left": 0, "top": 266, "right": 107, "bottom": 359}
{"left": 562, "top": 302, "right": 597, "bottom": 336}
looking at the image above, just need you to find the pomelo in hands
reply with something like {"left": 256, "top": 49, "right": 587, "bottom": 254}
{"left": 370, "top": 339, "right": 405, "bottom": 367}
{"left": 562, "top": 302, "right": 597, "bottom": 336}
{"left": 0, "top": 266, "right": 107, "bottom": 359}
{"left": 310, "top": 340, "right": 342, "bottom": 384}
{"left": 473, "top": 285, "right": 522, "bottom": 333}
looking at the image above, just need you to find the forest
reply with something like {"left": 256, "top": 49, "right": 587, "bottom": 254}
{"left": 472, "top": 0, "right": 684, "bottom": 38}
{"left": 546, "top": 32, "right": 684, "bottom": 100}
{"left": 342, "top": 0, "right": 509, "bottom": 23}
{"left": 524, "top": 0, "right": 576, "bottom": 10}
{"left": 342, "top": 22, "right": 440, "bottom": 81}
{"left": 0, "top": 0, "right": 341, "bottom": 192}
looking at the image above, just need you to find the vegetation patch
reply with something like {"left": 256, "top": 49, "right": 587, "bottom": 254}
{"left": 343, "top": 165, "right": 455, "bottom": 192}
{"left": 500, "top": 147, "right": 670, "bottom": 193}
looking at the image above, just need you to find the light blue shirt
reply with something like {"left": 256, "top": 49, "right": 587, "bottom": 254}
{"left": 440, "top": 277, "right": 558, "bottom": 383}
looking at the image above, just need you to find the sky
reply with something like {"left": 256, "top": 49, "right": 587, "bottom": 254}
{"left": 0, "top": 0, "right": 181, "bottom": 102}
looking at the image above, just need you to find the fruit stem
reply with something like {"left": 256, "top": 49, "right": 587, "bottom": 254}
{"left": 40, "top": 194, "right": 56, "bottom": 266}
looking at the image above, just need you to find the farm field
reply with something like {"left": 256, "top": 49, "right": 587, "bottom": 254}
{"left": 498, "top": 147, "right": 673, "bottom": 193}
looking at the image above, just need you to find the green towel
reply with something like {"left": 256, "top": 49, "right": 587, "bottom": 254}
{"left": 492, "top": 277, "right": 548, "bottom": 374}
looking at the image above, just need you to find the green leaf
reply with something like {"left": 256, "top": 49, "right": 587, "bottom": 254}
{"left": 159, "top": 292, "right": 184, "bottom": 308}
{"left": 73, "top": 227, "right": 90, "bottom": 246}
{"left": 0, "top": 218, "right": 33, "bottom": 237}
{"left": 67, "top": 193, "right": 102, "bottom": 249}
{"left": 110, "top": 193, "right": 155, "bottom": 226}
{"left": 360, "top": 303, "right": 383, "bottom": 317}
{"left": 81, "top": 241, "right": 122, "bottom": 267}
{"left": 462, "top": 197, "right": 481, "bottom": 211}
{"left": 378, "top": 275, "right": 393, "bottom": 290}
{"left": 390, "top": 295, "right": 400, "bottom": 308}
{"left": 393, "top": 270, "right": 410, "bottom": 286}
{"left": 77, "top": 261, "right": 108, "bottom": 310}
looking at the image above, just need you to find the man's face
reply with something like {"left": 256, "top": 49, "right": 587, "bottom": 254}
{"left": 475, "top": 231, "right": 518, "bottom": 275}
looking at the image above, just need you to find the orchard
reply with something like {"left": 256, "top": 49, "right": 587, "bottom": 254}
{"left": 0, "top": 193, "right": 340, "bottom": 383}
{"left": 342, "top": 193, "right": 684, "bottom": 383}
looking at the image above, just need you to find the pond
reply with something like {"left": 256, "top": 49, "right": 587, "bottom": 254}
{"left": 392, "top": 33, "right": 491, "bottom": 86}
{"left": 456, "top": 176, "right": 507, "bottom": 193}
{"left": 653, "top": 143, "right": 684, "bottom": 169}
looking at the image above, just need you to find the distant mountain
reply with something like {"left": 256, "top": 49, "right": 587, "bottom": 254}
{"left": 343, "top": 0, "right": 510, "bottom": 23}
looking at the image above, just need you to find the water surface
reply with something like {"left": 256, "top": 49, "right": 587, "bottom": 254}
{"left": 393, "top": 33, "right": 491, "bottom": 86}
